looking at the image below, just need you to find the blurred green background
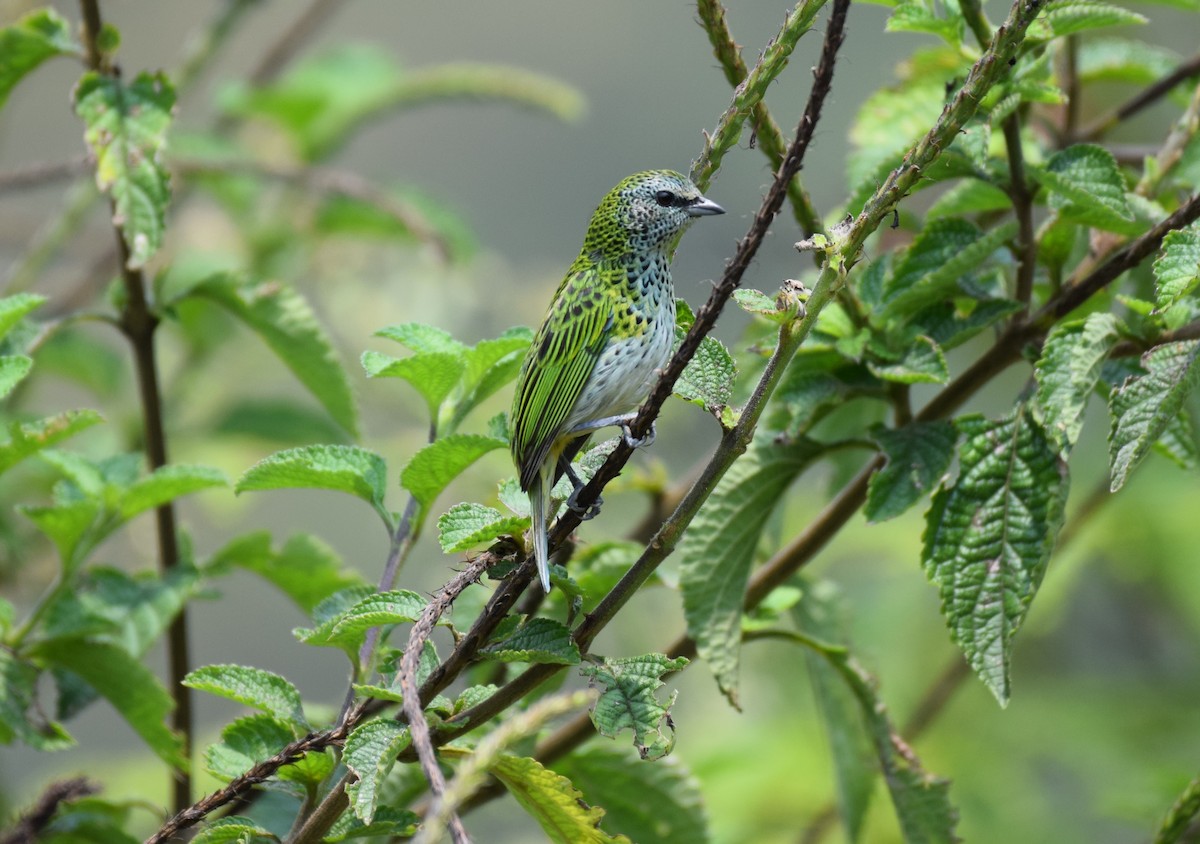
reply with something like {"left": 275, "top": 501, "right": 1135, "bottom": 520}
{"left": 2, "top": 1, "right": 1200, "bottom": 842}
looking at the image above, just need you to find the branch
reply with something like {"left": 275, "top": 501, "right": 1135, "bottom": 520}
{"left": 144, "top": 702, "right": 368, "bottom": 844}
{"left": 0, "top": 157, "right": 89, "bottom": 195}
{"left": 1078, "top": 53, "right": 1200, "bottom": 143}
{"left": 0, "top": 778, "right": 99, "bottom": 844}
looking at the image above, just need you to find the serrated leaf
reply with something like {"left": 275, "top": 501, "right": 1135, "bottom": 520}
{"left": 1043, "top": 0, "right": 1146, "bottom": 36}
{"left": 580, "top": 654, "right": 688, "bottom": 761}
{"left": 1109, "top": 341, "right": 1200, "bottom": 491}
{"left": 866, "top": 422, "right": 958, "bottom": 522}
{"left": 210, "top": 532, "right": 364, "bottom": 614}
{"left": 1154, "top": 407, "right": 1199, "bottom": 470}
{"left": 868, "top": 334, "right": 949, "bottom": 384}
{"left": 1154, "top": 227, "right": 1200, "bottom": 312}
{"left": 118, "top": 464, "right": 227, "bottom": 519}
{"left": 450, "top": 328, "right": 534, "bottom": 427}
{"left": 74, "top": 71, "right": 174, "bottom": 268}
{"left": 491, "top": 754, "right": 631, "bottom": 844}
{"left": 0, "top": 10, "right": 79, "bottom": 109}
{"left": 887, "top": 0, "right": 965, "bottom": 44}
{"left": 18, "top": 499, "right": 100, "bottom": 567}
{"left": 325, "top": 807, "right": 420, "bottom": 842}
{"left": 481, "top": 616, "right": 580, "bottom": 664}
{"left": 296, "top": 589, "right": 428, "bottom": 651}
{"left": 343, "top": 718, "right": 410, "bottom": 824}
{"left": 0, "top": 355, "right": 32, "bottom": 399}
{"left": 554, "top": 745, "right": 710, "bottom": 844}
{"left": 673, "top": 327, "right": 736, "bottom": 417}
{"left": 0, "top": 292, "right": 46, "bottom": 341}
{"left": 918, "top": 299, "right": 1023, "bottom": 351}
{"left": 183, "top": 664, "right": 306, "bottom": 728}
{"left": 733, "top": 288, "right": 788, "bottom": 322}
{"left": 400, "top": 433, "right": 507, "bottom": 510}
{"left": 374, "top": 322, "right": 465, "bottom": 355}
{"left": 191, "top": 817, "right": 276, "bottom": 844}
{"left": 1078, "top": 37, "right": 1180, "bottom": 86}
{"left": 680, "top": 436, "right": 823, "bottom": 706}
{"left": 193, "top": 275, "right": 358, "bottom": 436}
{"left": 0, "top": 650, "right": 72, "bottom": 750}
{"left": 1037, "top": 144, "right": 1135, "bottom": 234}
{"left": 237, "top": 445, "right": 388, "bottom": 522}
{"left": 0, "top": 409, "right": 104, "bottom": 476}
{"left": 882, "top": 219, "right": 1017, "bottom": 319}
{"left": 362, "top": 349, "right": 464, "bottom": 419}
{"left": 1035, "top": 312, "right": 1121, "bottom": 450}
{"left": 922, "top": 409, "right": 1068, "bottom": 705}
{"left": 438, "top": 501, "right": 527, "bottom": 553}
{"left": 204, "top": 713, "right": 293, "bottom": 782}
{"left": 792, "top": 582, "right": 877, "bottom": 844}
{"left": 926, "top": 180, "right": 1013, "bottom": 220}
{"left": 35, "top": 639, "right": 185, "bottom": 767}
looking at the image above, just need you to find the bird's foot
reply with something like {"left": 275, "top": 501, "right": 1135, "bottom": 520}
{"left": 566, "top": 487, "right": 603, "bottom": 521}
{"left": 622, "top": 420, "right": 656, "bottom": 449}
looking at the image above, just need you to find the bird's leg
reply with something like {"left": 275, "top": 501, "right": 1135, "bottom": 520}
{"left": 563, "top": 412, "right": 656, "bottom": 449}
{"left": 559, "top": 457, "right": 603, "bottom": 521}
{"left": 622, "top": 420, "right": 655, "bottom": 449}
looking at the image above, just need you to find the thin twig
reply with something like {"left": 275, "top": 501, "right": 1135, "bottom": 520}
{"left": 144, "top": 701, "right": 368, "bottom": 844}
{"left": 1078, "top": 53, "right": 1200, "bottom": 143}
{"left": 0, "top": 778, "right": 100, "bottom": 844}
{"left": 76, "top": 0, "right": 194, "bottom": 812}
{"left": 0, "top": 157, "right": 90, "bottom": 195}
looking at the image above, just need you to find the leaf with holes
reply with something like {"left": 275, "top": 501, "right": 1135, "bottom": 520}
{"left": 581, "top": 654, "right": 688, "bottom": 761}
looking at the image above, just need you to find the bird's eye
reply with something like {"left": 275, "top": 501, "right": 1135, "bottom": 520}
{"left": 655, "top": 190, "right": 676, "bottom": 207}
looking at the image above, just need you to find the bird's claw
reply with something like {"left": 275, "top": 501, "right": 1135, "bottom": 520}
{"left": 566, "top": 487, "right": 603, "bottom": 521}
{"left": 622, "top": 421, "right": 656, "bottom": 449}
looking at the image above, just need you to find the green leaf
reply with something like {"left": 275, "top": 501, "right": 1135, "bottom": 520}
{"left": 400, "top": 433, "right": 507, "bottom": 511}
{"left": 918, "top": 298, "right": 1023, "bottom": 351}
{"left": 223, "top": 44, "right": 583, "bottom": 161}
{"left": 673, "top": 312, "right": 736, "bottom": 417}
{"left": 438, "top": 501, "right": 527, "bottom": 553}
{"left": 374, "top": 322, "right": 466, "bottom": 355}
{"left": 680, "top": 435, "right": 822, "bottom": 706}
{"left": 183, "top": 664, "right": 306, "bottom": 728}
{"left": 1034, "top": 312, "right": 1121, "bottom": 451}
{"left": 1154, "top": 226, "right": 1200, "bottom": 312}
{"left": 1037, "top": 144, "right": 1135, "bottom": 234}
{"left": 212, "top": 398, "right": 352, "bottom": 446}
{"left": 1077, "top": 38, "right": 1180, "bottom": 87}
{"left": 1109, "top": 341, "right": 1200, "bottom": 491}
{"left": 867, "top": 334, "right": 949, "bottom": 384}
{"left": 1154, "top": 408, "right": 1199, "bottom": 471}
{"left": 315, "top": 186, "right": 477, "bottom": 264}
{"left": 0, "top": 292, "right": 46, "bottom": 342}
{"left": 0, "top": 650, "right": 72, "bottom": 749}
{"left": 1043, "top": 0, "right": 1146, "bottom": 36}
{"left": 452, "top": 328, "right": 534, "bottom": 419}
{"left": 926, "top": 180, "right": 1013, "bottom": 220}
{"left": 237, "top": 445, "right": 388, "bottom": 522}
{"left": 192, "top": 817, "right": 277, "bottom": 844}
{"left": 580, "top": 654, "right": 688, "bottom": 761}
{"left": 481, "top": 617, "right": 580, "bottom": 664}
{"left": 210, "top": 532, "right": 364, "bottom": 614}
{"left": 193, "top": 274, "right": 358, "bottom": 436}
{"left": 0, "top": 409, "right": 104, "bottom": 476}
{"left": 734, "top": 288, "right": 789, "bottom": 322}
{"left": 491, "top": 754, "right": 631, "bottom": 844}
{"left": 325, "top": 807, "right": 420, "bottom": 842}
{"left": 204, "top": 713, "right": 293, "bottom": 782}
{"left": 0, "top": 10, "right": 79, "bottom": 110}
{"left": 118, "top": 464, "right": 227, "bottom": 519}
{"left": 887, "top": 0, "right": 965, "bottom": 44}
{"left": 922, "top": 409, "right": 1069, "bottom": 705}
{"left": 344, "top": 718, "right": 410, "bottom": 824}
{"left": 19, "top": 499, "right": 100, "bottom": 568}
{"left": 792, "top": 582, "right": 877, "bottom": 844}
{"left": 74, "top": 71, "right": 174, "bottom": 268}
{"left": 0, "top": 355, "right": 32, "bottom": 399}
{"left": 866, "top": 422, "right": 958, "bottom": 522}
{"left": 553, "top": 745, "right": 710, "bottom": 844}
{"left": 296, "top": 589, "right": 428, "bottom": 651}
{"left": 35, "top": 639, "right": 185, "bottom": 767}
{"left": 362, "top": 350, "right": 464, "bottom": 419}
{"left": 882, "top": 219, "right": 1017, "bottom": 319}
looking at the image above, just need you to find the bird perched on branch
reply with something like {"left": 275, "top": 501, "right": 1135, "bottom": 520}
{"left": 510, "top": 170, "right": 724, "bottom": 591}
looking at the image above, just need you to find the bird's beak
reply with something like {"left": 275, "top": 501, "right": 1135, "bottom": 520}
{"left": 686, "top": 196, "right": 725, "bottom": 217}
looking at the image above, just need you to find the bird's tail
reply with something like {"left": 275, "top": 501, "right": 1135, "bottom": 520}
{"left": 529, "top": 461, "right": 554, "bottom": 592}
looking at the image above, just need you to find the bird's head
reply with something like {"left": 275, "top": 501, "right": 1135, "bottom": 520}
{"left": 586, "top": 170, "right": 724, "bottom": 255}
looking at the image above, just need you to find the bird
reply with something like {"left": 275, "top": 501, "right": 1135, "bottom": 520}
{"left": 509, "top": 169, "right": 724, "bottom": 591}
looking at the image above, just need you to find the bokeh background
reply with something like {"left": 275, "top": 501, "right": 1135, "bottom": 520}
{"left": 2, "top": 1, "right": 1200, "bottom": 842}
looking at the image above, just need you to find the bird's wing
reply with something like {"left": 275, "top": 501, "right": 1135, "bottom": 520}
{"left": 512, "top": 267, "right": 616, "bottom": 491}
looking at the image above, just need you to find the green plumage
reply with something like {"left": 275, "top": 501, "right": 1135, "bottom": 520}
{"left": 510, "top": 170, "right": 724, "bottom": 590}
